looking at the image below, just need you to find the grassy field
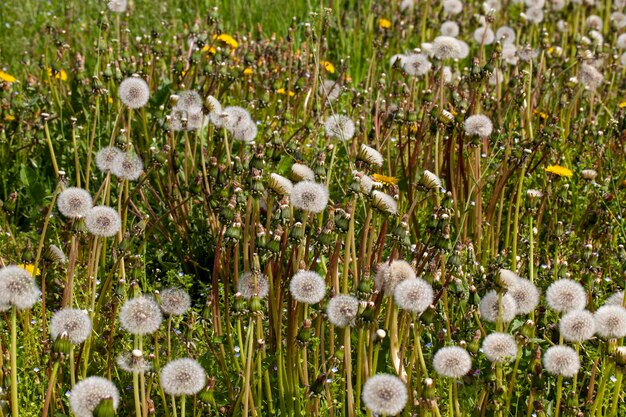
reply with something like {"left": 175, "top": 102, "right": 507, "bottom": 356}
{"left": 1, "top": 0, "right": 626, "bottom": 416}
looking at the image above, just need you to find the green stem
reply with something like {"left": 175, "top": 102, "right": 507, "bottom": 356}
{"left": 10, "top": 306, "right": 18, "bottom": 417}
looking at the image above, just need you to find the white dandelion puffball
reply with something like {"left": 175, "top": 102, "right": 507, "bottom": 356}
{"left": 394, "top": 278, "right": 434, "bottom": 313}
{"left": 159, "top": 288, "right": 192, "bottom": 316}
{"left": 559, "top": 310, "right": 595, "bottom": 342}
{"left": 85, "top": 206, "right": 121, "bottom": 237}
{"left": 443, "top": 0, "right": 463, "bottom": 15}
{"left": 291, "top": 163, "right": 316, "bottom": 181}
{"left": 174, "top": 90, "right": 203, "bottom": 112}
{"left": 474, "top": 27, "right": 495, "bottom": 45}
{"left": 50, "top": 308, "right": 92, "bottom": 344}
{"left": 482, "top": 333, "right": 518, "bottom": 363}
{"left": 289, "top": 271, "right": 326, "bottom": 304}
{"left": 107, "top": 0, "right": 127, "bottom": 12}
{"left": 69, "top": 376, "right": 120, "bottom": 417}
{"left": 496, "top": 26, "right": 516, "bottom": 45}
{"left": 543, "top": 345, "right": 580, "bottom": 378}
{"left": 362, "top": 374, "right": 408, "bottom": 416}
{"left": 320, "top": 79, "right": 341, "bottom": 102}
{"left": 119, "top": 77, "right": 150, "bottom": 109}
{"left": 546, "top": 279, "right": 587, "bottom": 313}
{"left": 498, "top": 269, "right": 520, "bottom": 289}
{"left": 0, "top": 265, "right": 41, "bottom": 310}
{"left": 464, "top": 114, "right": 493, "bottom": 138}
{"left": 221, "top": 106, "right": 257, "bottom": 142}
{"left": 327, "top": 294, "right": 360, "bottom": 327}
{"left": 324, "top": 114, "right": 356, "bottom": 141}
{"left": 290, "top": 181, "right": 329, "bottom": 214}
{"left": 119, "top": 296, "right": 163, "bottom": 335}
{"left": 594, "top": 305, "right": 626, "bottom": 339}
{"left": 95, "top": 146, "right": 122, "bottom": 173}
{"left": 110, "top": 151, "right": 143, "bottom": 181}
{"left": 508, "top": 278, "right": 540, "bottom": 314}
{"left": 579, "top": 63, "right": 604, "bottom": 91}
{"left": 421, "top": 170, "right": 442, "bottom": 190}
{"left": 524, "top": 7, "right": 544, "bottom": 24}
{"left": 440, "top": 21, "right": 460, "bottom": 37}
{"left": 57, "top": 187, "right": 93, "bottom": 219}
{"left": 371, "top": 191, "right": 398, "bottom": 215}
{"left": 375, "top": 260, "right": 417, "bottom": 296}
{"left": 401, "top": 53, "right": 432, "bottom": 76}
{"left": 433, "top": 36, "right": 462, "bottom": 60}
{"left": 116, "top": 350, "right": 151, "bottom": 373}
{"left": 160, "top": 358, "right": 206, "bottom": 396}
{"left": 206, "top": 96, "right": 223, "bottom": 127}
{"left": 479, "top": 290, "right": 517, "bottom": 323}
{"left": 237, "top": 272, "right": 270, "bottom": 299}
{"left": 618, "top": 34, "right": 626, "bottom": 49}
{"left": 433, "top": 346, "right": 472, "bottom": 378}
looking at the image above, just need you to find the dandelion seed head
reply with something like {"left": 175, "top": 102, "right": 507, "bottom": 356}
{"left": 107, "top": 0, "right": 127, "bottom": 13}
{"left": 57, "top": 187, "right": 93, "bottom": 219}
{"left": 159, "top": 288, "right": 191, "bottom": 316}
{"left": 221, "top": 106, "right": 252, "bottom": 132}
{"left": 46, "top": 244, "right": 67, "bottom": 264}
{"left": 594, "top": 305, "right": 626, "bottom": 339}
{"left": 362, "top": 374, "right": 408, "bottom": 416}
{"left": 394, "top": 278, "right": 434, "bottom": 313}
{"left": 375, "top": 260, "right": 416, "bottom": 296}
{"left": 174, "top": 90, "right": 203, "bottom": 112}
{"left": 421, "top": 170, "right": 442, "bottom": 190}
{"left": 581, "top": 169, "right": 598, "bottom": 180}
{"left": 324, "top": 115, "right": 356, "bottom": 141}
{"left": 116, "top": 350, "right": 152, "bottom": 373}
{"left": 559, "top": 310, "right": 595, "bottom": 342}
{"left": 95, "top": 146, "right": 123, "bottom": 173}
{"left": 401, "top": 53, "right": 432, "bottom": 76}
{"left": 433, "top": 36, "right": 462, "bottom": 59}
{"left": 50, "top": 308, "right": 92, "bottom": 344}
{"left": 85, "top": 206, "right": 121, "bottom": 237}
{"left": 508, "top": 278, "right": 540, "bottom": 314}
{"left": 464, "top": 114, "right": 493, "bottom": 138}
{"left": 327, "top": 294, "right": 360, "bottom": 327}
{"left": 289, "top": 271, "right": 326, "bottom": 304}
{"left": 482, "top": 333, "right": 518, "bottom": 363}
{"left": 206, "top": 96, "right": 223, "bottom": 127}
{"left": 479, "top": 290, "right": 517, "bottom": 323}
{"left": 474, "top": 27, "right": 495, "bottom": 44}
{"left": 320, "top": 79, "right": 341, "bottom": 102}
{"left": 237, "top": 272, "right": 270, "bottom": 299}
{"left": 119, "top": 296, "right": 163, "bottom": 335}
{"left": 524, "top": 7, "right": 544, "bottom": 23}
{"left": 580, "top": 63, "right": 604, "bottom": 91}
{"left": 496, "top": 26, "right": 516, "bottom": 45}
{"left": 543, "top": 345, "right": 580, "bottom": 378}
{"left": 0, "top": 265, "right": 41, "bottom": 310}
{"left": 119, "top": 77, "right": 150, "bottom": 109}
{"left": 160, "top": 358, "right": 206, "bottom": 396}
{"left": 546, "top": 279, "right": 587, "bottom": 313}
{"left": 433, "top": 346, "right": 472, "bottom": 378}
{"left": 290, "top": 181, "right": 329, "bottom": 213}
{"left": 69, "top": 376, "right": 120, "bottom": 417}
{"left": 440, "top": 21, "right": 460, "bottom": 37}
{"left": 443, "top": 0, "right": 463, "bottom": 15}
{"left": 110, "top": 152, "right": 143, "bottom": 181}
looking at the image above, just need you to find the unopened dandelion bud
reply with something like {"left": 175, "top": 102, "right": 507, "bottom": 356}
{"left": 521, "top": 320, "right": 535, "bottom": 338}
{"left": 357, "top": 278, "right": 373, "bottom": 294}
{"left": 289, "top": 222, "right": 305, "bottom": 242}
{"left": 334, "top": 208, "right": 351, "bottom": 232}
{"left": 53, "top": 334, "right": 73, "bottom": 355}
{"left": 615, "top": 346, "right": 626, "bottom": 366}
{"left": 93, "top": 397, "right": 116, "bottom": 417}
{"left": 373, "top": 329, "right": 387, "bottom": 343}
{"left": 297, "top": 326, "right": 312, "bottom": 344}
{"left": 232, "top": 297, "right": 247, "bottom": 314}
{"left": 225, "top": 224, "right": 242, "bottom": 241}
{"left": 249, "top": 297, "right": 263, "bottom": 312}
{"left": 423, "top": 378, "right": 437, "bottom": 399}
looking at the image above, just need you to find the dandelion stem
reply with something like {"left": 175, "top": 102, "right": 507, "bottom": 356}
{"left": 10, "top": 306, "right": 18, "bottom": 417}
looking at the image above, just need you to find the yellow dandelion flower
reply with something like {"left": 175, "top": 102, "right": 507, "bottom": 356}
{"left": 409, "top": 123, "right": 419, "bottom": 133}
{"left": 321, "top": 60, "right": 335, "bottom": 74}
{"left": 202, "top": 45, "right": 217, "bottom": 54}
{"left": 46, "top": 68, "right": 68, "bottom": 81}
{"left": 5, "top": 115, "right": 15, "bottom": 121}
{"left": 18, "top": 263, "right": 40, "bottom": 276}
{"left": 108, "top": 97, "right": 113, "bottom": 104}
{"left": 243, "top": 67, "right": 253, "bottom": 75}
{"left": 378, "top": 18, "right": 392, "bottom": 29}
{"left": 277, "top": 88, "right": 295, "bottom": 97}
{"left": 619, "top": 101, "right": 626, "bottom": 109}
{"left": 372, "top": 173, "right": 399, "bottom": 185}
{"left": 533, "top": 109, "right": 548, "bottom": 120}
{"left": 213, "top": 34, "right": 239, "bottom": 49}
{"left": 0, "top": 70, "right": 17, "bottom": 83}
{"left": 545, "top": 165, "right": 573, "bottom": 177}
